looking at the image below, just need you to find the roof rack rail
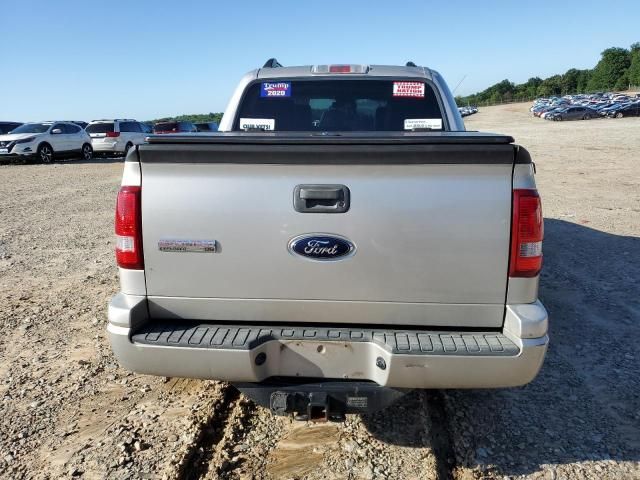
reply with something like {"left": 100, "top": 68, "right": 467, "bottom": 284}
{"left": 406, "top": 61, "right": 417, "bottom": 67}
{"left": 263, "top": 58, "right": 283, "bottom": 68}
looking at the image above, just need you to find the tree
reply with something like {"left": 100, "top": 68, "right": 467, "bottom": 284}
{"left": 537, "top": 75, "right": 563, "bottom": 97}
{"left": 455, "top": 41, "right": 640, "bottom": 105}
{"left": 562, "top": 69, "right": 580, "bottom": 93}
{"left": 627, "top": 42, "right": 640, "bottom": 86}
{"left": 587, "top": 47, "right": 631, "bottom": 91}
{"left": 576, "top": 70, "right": 591, "bottom": 93}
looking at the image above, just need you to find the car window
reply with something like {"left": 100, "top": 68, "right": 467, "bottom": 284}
{"left": 63, "top": 123, "right": 81, "bottom": 134}
{"left": 51, "top": 123, "right": 65, "bottom": 133}
{"left": 235, "top": 79, "right": 445, "bottom": 131}
{"left": 154, "top": 122, "right": 178, "bottom": 132}
{"left": 139, "top": 123, "right": 152, "bottom": 133}
{"left": 121, "top": 122, "right": 141, "bottom": 133}
{"left": 86, "top": 122, "right": 115, "bottom": 134}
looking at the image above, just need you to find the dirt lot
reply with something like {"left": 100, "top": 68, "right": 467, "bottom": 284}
{"left": 0, "top": 104, "right": 638, "bottom": 479}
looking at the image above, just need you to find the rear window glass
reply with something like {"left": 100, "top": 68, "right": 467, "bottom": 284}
{"left": 234, "top": 79, "right": 444, "bottom": 132}
{"left": 154, "top": 122, "right": 178, "bottom": 132}
{"left": 86, "top": 123, "right": 114, "bottom": 133}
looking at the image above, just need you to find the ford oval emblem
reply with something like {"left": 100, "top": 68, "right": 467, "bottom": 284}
{"left": 289, "top": 234, "right": 355, "bottom": 261}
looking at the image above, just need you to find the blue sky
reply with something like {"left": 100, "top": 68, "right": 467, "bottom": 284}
{"left": 2, "top": 0, "right": 639, "bottom": 121}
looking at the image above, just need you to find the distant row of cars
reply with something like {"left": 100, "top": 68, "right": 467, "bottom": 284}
{"left": 531, "top": 92, "right": 640, "bottom": 121}
{"left": 458, "top": 106, "right": 478, "bottom": 117}
{"left": 0, "top": 119, "right": 219, "bottom": 163}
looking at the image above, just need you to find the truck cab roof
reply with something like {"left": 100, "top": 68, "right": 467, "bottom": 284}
{"left": 257, "top": 64, "right": 435, "bottom": 81}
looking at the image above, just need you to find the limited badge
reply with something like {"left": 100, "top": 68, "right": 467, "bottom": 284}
{"left": 239, "top": 118, "right": 275, "bottom": 131}
{"left": 393, "top": 82, "right": 425, "bottom": 98}
{"left": 261, "top": 82, "right": 291, "bottom": 97}
{"left": 158, "top": 239, "right": 217, "bottom": 253}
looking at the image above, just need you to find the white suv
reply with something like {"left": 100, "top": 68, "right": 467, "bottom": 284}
{"left": 86, "top": 119, "right": 148, "bottom": 156}
{"left": 0, "top": 121, "right": 92, "bottom": 163}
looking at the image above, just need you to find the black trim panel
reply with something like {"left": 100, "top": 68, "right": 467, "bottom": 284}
{"left": 139, "top": 142, "right": 520, "bottom": 165}
{"left": 145, "top": 131, "right": 514, "bottom": 145}
{"left": 132, "top": 321, "right": 520, "bottom": 356}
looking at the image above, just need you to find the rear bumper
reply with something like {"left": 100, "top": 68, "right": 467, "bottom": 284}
{"left": 91, "top": 139, "right": 124, "bottom": 153}
{"left": 107, "top": 293, "right": 548, "bottom": 389}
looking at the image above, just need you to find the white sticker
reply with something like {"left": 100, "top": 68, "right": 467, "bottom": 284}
{"left": 239, "top": 118, "right": 275, "bottom": 131}
{"left": 404, "top": 118, "right": 443, "bottom": 130}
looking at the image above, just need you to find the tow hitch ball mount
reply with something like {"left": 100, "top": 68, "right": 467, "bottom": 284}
{"left": 270, "top": 391, "right": 344, "bottom": 422}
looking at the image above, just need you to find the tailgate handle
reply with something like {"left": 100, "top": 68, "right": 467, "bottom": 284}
{"left": 294, "top": 184, "right": 350, "bottom": 213}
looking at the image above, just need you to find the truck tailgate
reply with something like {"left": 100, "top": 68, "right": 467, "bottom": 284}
{"left": 139, "top": 134, "right": 515, "bottom": 328}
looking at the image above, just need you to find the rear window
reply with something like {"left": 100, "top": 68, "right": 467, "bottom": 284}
{"left": 86, "top": 123, "right": 115, "bottom": 134}
{"left": 234, "top": 79, "right": 445, "bottom": 132}
{"left": 154, "top": 122, "right": 178, "bottom": 132}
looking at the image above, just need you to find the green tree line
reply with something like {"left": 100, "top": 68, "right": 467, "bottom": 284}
{"left": 145, "top": 112, "right": 224, "bottom": 125}
{"left": 456, "top": 42, "right": 640, "bottom": 106}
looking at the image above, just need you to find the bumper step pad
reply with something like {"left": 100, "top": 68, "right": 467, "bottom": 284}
{"left": 132, "top": 322, "right": 519, "bottom": 356}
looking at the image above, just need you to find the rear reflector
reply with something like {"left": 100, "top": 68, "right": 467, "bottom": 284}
{"left": 115, "top": 186, "right": 143, "bottom": 269}
{"left": 510, "top": 189, "right": 543, "bottom": 277}
{"left": 106, "top": 131, "right": 120, "bottom": 137}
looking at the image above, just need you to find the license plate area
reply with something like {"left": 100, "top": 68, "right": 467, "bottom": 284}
{"left": 275, "top": 340, "right": 378, "bottom": 380}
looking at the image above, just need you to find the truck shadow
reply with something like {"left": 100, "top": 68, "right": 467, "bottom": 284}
{"left": 72, "top": 156, "right": 126, "bottom": 165}
{"left": 364, "top": 218, "right": 640, "bottom": 475}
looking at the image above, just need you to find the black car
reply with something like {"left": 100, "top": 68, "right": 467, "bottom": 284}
{"left": 0, "top": 122, "right": 23, "bottom": 134}
{"left": 194, "top": 121, "right": 219, "bottom": 132}
{"left": 549, "top": 106, "right": 598, "bottom": 121}
{"left": 608, "top": 102, "right": 640, "bottom": 118}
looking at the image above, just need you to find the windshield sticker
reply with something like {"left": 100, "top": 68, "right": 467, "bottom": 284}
{"left": 404, "top": 118, "right": 443, "bottom": 130}
{"left": 239, "top": 118, "right": 275, "bottom": 131}
{"left": 393, "top": 82, "right": 425, "bottom": 98}
{"left": 261, "top": 82, "right": 291, "bottom": 98}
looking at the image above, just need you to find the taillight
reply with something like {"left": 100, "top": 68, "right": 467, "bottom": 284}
{"left": 510, "top": 189, "right": 543, "bottom": 277}
{"left": 106, "top": 131, "right": 120, "bottom": 137}
{"left": 115, "top": 186, "right": 143, "bottom": 269}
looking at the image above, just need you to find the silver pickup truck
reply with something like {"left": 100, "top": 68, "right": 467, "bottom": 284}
{"left": 108, "top": 60, "right": 548, "bottom": 420}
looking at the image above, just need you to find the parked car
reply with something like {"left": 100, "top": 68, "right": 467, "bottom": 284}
{"left": 86, "top": 119, "right": 148, "bottom": 156}
{"left": 0, "top": 122, "right": 23, "bottom": 134}
{"left": 532, "top": 92, "right": 640, "bottom": 123}
{"left": 0, "top": 121, "right": 92, "bottom": 163}
{"left": 108, "top": 61, "right": 548, "bottom": 420}
{"left": 540, "top": 106, "right": 567, "bottom": 119}
{"left": 153, "top": 121, "right": 198, "bottom": 134}
{"left": 547, "top": 106, "right": 598, "bottom": 121}
{"left": 599, "top": 103, "right": 628, "bottom": 117}
{"left": 195, "top": 122, "right": 219, "bottom": 132}
{"left": 607, "top": 102, "right": 640, "bottom": 118}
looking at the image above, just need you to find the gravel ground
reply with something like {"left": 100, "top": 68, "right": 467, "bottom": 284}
{"left": 0, "top": 105, "right": 638, "bottom": 479}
